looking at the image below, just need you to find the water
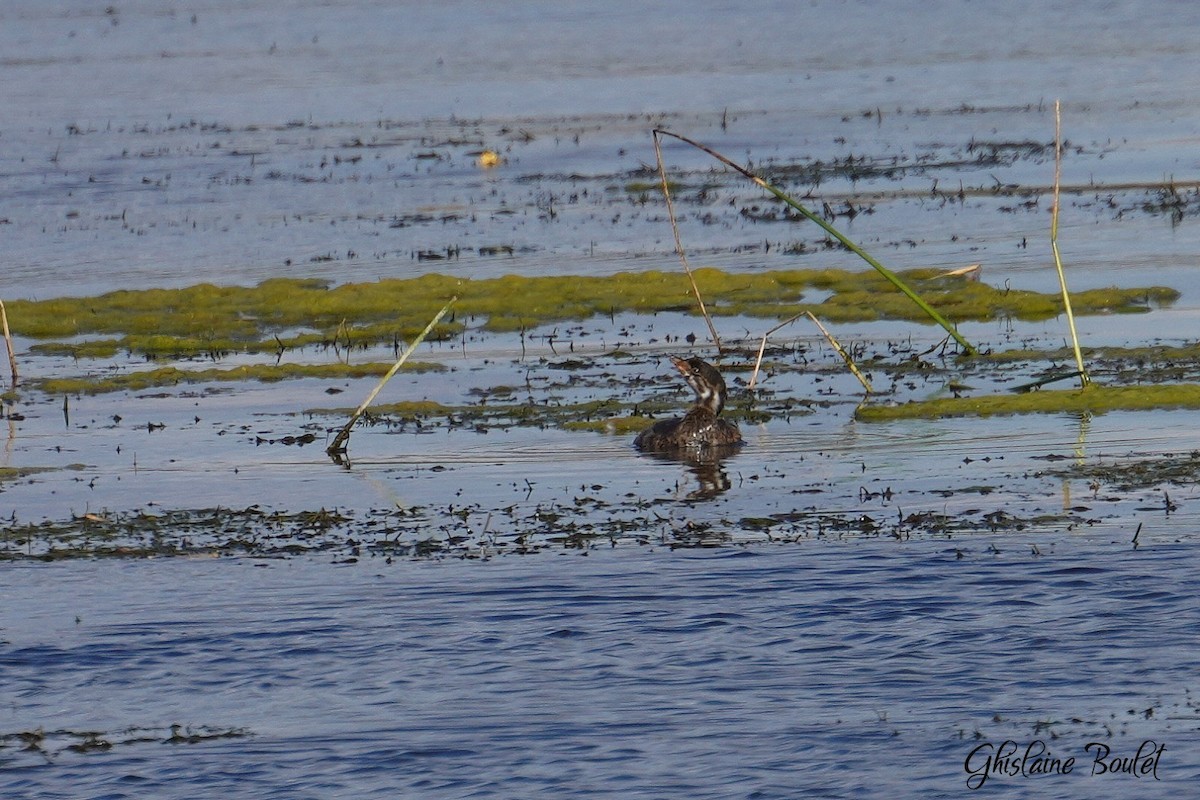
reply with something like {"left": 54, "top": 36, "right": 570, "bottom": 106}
{"left": 3, "top": 0, "right": 1200, "bottom": 298}
{"left": 4, "top": 0, "right": 1200, "bottom": 795}
{"left": 4, "top": 539, "right": 1199, "bottom": 799}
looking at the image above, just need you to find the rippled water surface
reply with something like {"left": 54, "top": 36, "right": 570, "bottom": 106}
{"left": 4, "top": 0, "right": 1200, "bottom": 796}
{"left": 5, "top": 540, "right": 1200, "bottom": 799}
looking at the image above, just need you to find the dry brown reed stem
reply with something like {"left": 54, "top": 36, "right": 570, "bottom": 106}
{"left": 0, "top": 299, "right": 17, "bottom": 389}
{"left": 806, "top": 312, "right": 874, "bottom": 394}
{"left": 652, "top": 130, "right": 723, "bottom": 352}
{"left": 936, "top": 263, "right": 982, "bottom": 280}
{"left": 1051, "top": 100, "right": 1091, "bottom": 388}
{"left": 327, "top": 297, "right": 456, "bottom": 460}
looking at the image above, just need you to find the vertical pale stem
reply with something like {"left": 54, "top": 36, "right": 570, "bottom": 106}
{"left": 653, "top": 131, "right": 723, "bottom": 352}
{"left": 0, "top": 299, "right": 17, "bottom": 388}
{"left": 1051, "top": 101, "right": 1091, "bottom": 388}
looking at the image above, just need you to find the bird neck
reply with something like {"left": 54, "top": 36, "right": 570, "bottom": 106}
{"left": 694, "top": 384, "right": 725, "bottom": 416}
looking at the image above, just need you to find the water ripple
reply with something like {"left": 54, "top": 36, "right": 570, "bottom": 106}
{"left": 3, "top": 534, "right": 1198, "bottom": 798}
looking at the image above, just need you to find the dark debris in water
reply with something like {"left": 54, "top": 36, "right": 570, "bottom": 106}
{"left": 0, "top": 507, "right": 359, "bottom": 561}
{"left": 0, "top": 724, "right": 252, "bottom": 763}
{"left": 960, "top": 688, "right": 1200, "bottom": 748}
{"left": 1040, "top": 451, "right": 1200, "bottom": 493}
{"left": 738, "top": 506, "right": 1096, "bottom": 542}
{"left": 0, "top": 493, "right": 1111, "bottom": 563}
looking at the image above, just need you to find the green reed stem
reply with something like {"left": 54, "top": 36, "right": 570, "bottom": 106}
{"left": 327, "top": 297, "right": 457, "bottom": 461}
{"left": 652, "top": 129, "right": 978, "bottom": 356}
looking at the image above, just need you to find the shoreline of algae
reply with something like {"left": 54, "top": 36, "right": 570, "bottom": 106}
{"left": 7, "top": 268, "right": 1178, "bottom": 360}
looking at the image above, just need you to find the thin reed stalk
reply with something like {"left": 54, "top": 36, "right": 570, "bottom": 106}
{"left": 652, "top": 131, "right": 722, "bottom": 351}
{"left": 1050, "top": 101, "right": 1091, "bottom": 387}
{"left": 806, "top": 312, "right": 874, "bottom": 394}
{"left": 0, "top": 299, "right": 17, "bottom": 389}
{"left": 327, "top": 297, "right": 456, "bottom": 461}
{"left": 747, "top": 311, "right": 872, "bottom": 394}
{"left": 653, "top": 129, "right": 978, "bottom": 356}
{"left": 748, "top": 313, "right": 804, "bottom": 390}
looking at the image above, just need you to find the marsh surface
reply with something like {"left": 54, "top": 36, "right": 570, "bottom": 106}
{"left": 3, "top": 0, "right": 1200, "bottom": 796}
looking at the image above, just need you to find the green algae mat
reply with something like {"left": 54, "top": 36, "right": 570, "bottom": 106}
{"left": 9, "top": 268, "right": 1176, "bottom": 360}
{"left": 5, "top": 268, "right": 1194, "bottom": 423}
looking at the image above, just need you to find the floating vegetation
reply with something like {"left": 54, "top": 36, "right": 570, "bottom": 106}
{"left": 0, "top": 725, "right": 252, "bottom": 762}
{"left": 739, "top": 506, "right": 1095, "bottom": 539}
{"left": 312, "top": 385, "right": 780, "bottom": 435}
{"left": 0, "top": 496, "right": 1100, "bottom": 563}
{"left": 0, "top": 465, "right": 68, "bottom": 483}
{"left": 1137, "top": 182, "right": 1200, "bottom": 223}
{"left": 6, "top": 270, "right": 1178, "bottom": 360}
{"left": 0, "top": 507, "right": 359, "bottom": 561}
{"left": 36, "top": 361, "right": 444, "bottom": 396}
{"left": 322, "top": 397, "right": 664, "bottom": 435}
{"left": 1039, "top": 451, "right": 1200, "bottom": 493}
{"left": 856, "top": 383, "right": 1200, "bottom": 422}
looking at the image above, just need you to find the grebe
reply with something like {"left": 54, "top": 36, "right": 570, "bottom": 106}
{"left": 634, "top": 356, "right": 743, "bottom": 453}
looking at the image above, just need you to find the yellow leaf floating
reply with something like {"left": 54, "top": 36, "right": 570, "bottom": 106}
{"left": 478, "top": 149, "right": 501, "bottom": 169}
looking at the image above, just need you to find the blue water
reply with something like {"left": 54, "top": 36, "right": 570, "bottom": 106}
{"left": 5, "top": 0, "right": 1200, "bottom": 795}
{"left": 3, "top": 537, "right": 1199, "bottom": 798}
{"left": 4, "top": 0, "right": 1200, "bottom": 298}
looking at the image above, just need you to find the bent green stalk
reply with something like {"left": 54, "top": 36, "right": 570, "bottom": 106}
{"left": 327, "top": 297, "right": 457, "bottom": 460}
{"left": 652, "top": 129, "right": 978, "bottom": 356}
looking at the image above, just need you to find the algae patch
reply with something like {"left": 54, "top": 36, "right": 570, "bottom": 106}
{"left": 856, "top": 383, "right": 1200, "bottom": 421}
{"left": 7, "top": 269, "right": 1178, "bottom": 360}
{"left": 6, "top": 271, "right": 1195, "bottom": 425}
{"left": 36, "top": 361, "right": 443, "bottom": 396}
{"left": 0, "top": 465, "right": 66, "bottom": 483}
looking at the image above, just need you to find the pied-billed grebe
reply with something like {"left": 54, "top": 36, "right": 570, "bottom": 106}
{"left": 634, "top": 356, "right": 743, "bottom": 453}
